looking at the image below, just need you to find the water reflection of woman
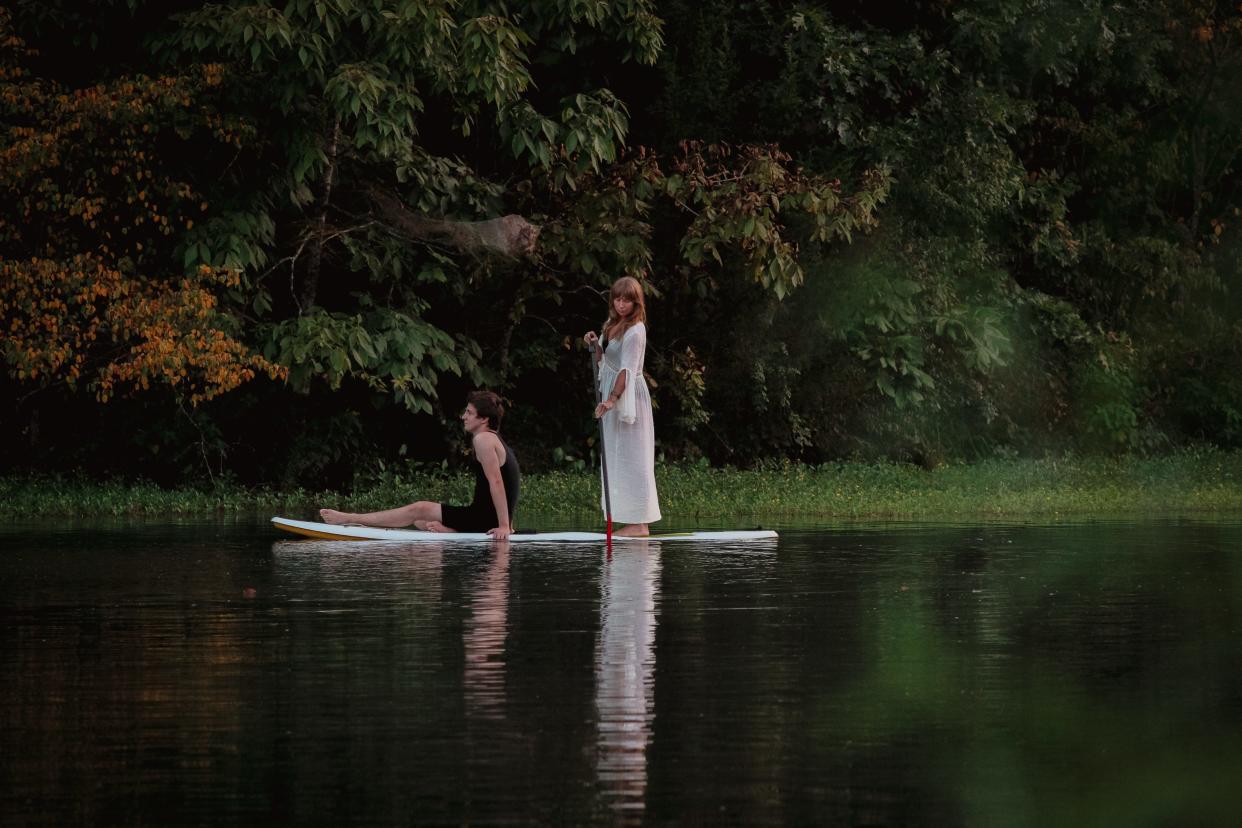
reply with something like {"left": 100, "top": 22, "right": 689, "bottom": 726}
{"left": 594, "top": 540, "right": 660, "bottom": 818}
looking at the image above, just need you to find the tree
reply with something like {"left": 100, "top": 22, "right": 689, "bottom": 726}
{"left": 149, "top": 0, "right": 888, "bottom": 430}
{"left": 0, "top": 6, "right": 284, "bottom": 406}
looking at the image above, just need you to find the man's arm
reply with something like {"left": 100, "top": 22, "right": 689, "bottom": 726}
{"left": 474, "top": 432, "right": 511, "bottom": 539}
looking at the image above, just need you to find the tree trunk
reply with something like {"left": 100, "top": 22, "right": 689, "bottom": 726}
{"left": 300, "top": 118, "right": 341, "bottom": 313}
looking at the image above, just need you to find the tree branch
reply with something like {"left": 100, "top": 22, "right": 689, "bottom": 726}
{"left": 366, "top": 185, "right": 541, "bottom": 258}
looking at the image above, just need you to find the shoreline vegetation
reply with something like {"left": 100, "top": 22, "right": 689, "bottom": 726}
{"left": 4, "top": 449, "right": 1240, "bottom": 521}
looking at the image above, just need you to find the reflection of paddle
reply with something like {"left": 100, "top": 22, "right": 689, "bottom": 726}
{"left": 590, "top": 342, "right": 613, "bottom": 546}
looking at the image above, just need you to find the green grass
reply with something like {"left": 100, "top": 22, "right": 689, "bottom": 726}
{"left": 3, "top": 448, "right": 1241, "bottom": 520}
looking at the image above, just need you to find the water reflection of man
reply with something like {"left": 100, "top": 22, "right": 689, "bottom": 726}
{"left": 464, "top": 541, "right": 511, "bottom": 721}
{"left": 595, "top": 541, "right": 660, "bottom": 819}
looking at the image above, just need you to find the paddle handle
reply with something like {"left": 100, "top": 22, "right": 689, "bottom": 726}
{"left": 591, "top": 343, "right": 613, "bottom": 542}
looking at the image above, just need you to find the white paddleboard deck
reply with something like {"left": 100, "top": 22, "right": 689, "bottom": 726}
{"left": 272, "top": 516, "right": 776, "bottom": 543}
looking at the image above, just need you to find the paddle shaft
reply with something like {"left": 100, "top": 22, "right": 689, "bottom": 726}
{"left": 591, "top": 343, "right": 613, "bottom": 539}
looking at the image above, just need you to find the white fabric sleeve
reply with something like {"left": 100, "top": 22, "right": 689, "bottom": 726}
{"left": 616, "top": 323, "right": 645, "bottom": 424}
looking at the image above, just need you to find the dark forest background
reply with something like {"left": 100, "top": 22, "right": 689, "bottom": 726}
{"left": 3, "top": 0, "right": 1240, "bottom": 488}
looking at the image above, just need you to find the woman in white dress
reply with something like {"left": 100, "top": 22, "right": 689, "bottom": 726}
{"left": 584, "top": 277, "right": 662, "bottom": 536}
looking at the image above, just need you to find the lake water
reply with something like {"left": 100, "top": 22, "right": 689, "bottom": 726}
{"left": 2, "top": 517, "right": 1240, "bottom": 825}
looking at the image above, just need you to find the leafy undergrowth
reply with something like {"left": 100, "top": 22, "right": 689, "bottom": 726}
{"left": 5, "top": 448, "right": 1240, "bottom": 521}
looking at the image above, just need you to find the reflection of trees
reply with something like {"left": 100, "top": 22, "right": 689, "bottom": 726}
{"left": 594, "top": 541, "right": 660, "bottom": 821}
{"left": 794, "top": 523, "right": 1242, "bottom": 825}
{"left": 1, "top": 537, "right": 290, "bottom": 823}
{"left": 257, "top": 541, "right": 450, "bottom": 824}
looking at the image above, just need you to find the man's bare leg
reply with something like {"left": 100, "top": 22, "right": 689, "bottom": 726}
{"left": 320, "top": 501, "right": 441, "bottom": 528}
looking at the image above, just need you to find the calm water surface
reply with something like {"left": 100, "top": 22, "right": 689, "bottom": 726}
{"left": 2, "top": 517, "right": 1241, "bottom": 825}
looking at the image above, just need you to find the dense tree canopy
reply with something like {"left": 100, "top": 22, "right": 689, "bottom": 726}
{"left": 2, "top": 0, "right": 1240, "bottom": 485}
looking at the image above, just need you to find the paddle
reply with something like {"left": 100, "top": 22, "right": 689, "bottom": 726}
{"left": 590, "top": 340, "right": 614, "bottom": 545}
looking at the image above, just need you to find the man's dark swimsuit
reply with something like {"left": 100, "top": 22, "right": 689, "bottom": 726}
{"left": 440, "top": 433, "right": 520, "bottom": 532}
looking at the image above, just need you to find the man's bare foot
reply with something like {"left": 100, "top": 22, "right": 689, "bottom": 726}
{"left": 320, "top": 509, "right": 352, "bottom": 525}
{"left": 614, "top": 524, "right": 649, "bottom": 537}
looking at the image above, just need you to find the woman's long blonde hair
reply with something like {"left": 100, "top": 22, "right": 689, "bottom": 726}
{"left": 602, "top": 276, "right": 648, "bottom": 340}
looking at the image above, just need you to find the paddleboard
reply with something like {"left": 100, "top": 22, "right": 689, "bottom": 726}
{"left": 271, "top": 516, "right": 776, "bottom": 543}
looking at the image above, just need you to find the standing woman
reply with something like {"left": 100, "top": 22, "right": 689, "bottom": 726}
{"left": 584, "top": 276, "right": 661, "bottom": 536}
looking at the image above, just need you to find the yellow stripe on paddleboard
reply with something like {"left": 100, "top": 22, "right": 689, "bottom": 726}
{"left": 275, "top": 523, "right": 373, "bottom": 541}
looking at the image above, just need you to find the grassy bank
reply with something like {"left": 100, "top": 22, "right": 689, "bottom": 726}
{"left": 4, "top": 449, "right": 1241, "bottom": 520}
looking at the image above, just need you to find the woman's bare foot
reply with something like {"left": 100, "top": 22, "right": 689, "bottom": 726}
{"left": 614, "top": 523, "right": 649, "bottom": 537}
{"left": 320, "top": 509, "right": 353, "bottom": 525}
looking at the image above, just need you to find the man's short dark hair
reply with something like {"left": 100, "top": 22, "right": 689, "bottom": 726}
{"left": 467, "top": 390, "right": 504, "bottom": 430}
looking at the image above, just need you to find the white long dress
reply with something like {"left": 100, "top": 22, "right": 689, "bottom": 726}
{"left": 597, "top": 322, "right": 661, "bottom": 524}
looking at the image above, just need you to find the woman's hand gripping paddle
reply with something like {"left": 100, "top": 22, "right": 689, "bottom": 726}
{"left": 590, "top": 340, "right": 613, "bottom": 547}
